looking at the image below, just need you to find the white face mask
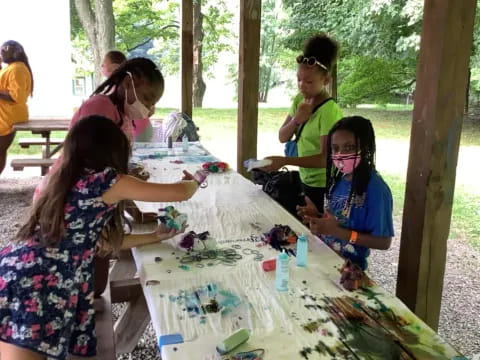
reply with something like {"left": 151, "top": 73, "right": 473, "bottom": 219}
{"left": 124, "top": 71, "right": 151, "bottom": 119}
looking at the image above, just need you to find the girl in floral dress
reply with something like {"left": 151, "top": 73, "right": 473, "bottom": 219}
{"left": 0, "top": 115, "right": 199, "bottom": 360}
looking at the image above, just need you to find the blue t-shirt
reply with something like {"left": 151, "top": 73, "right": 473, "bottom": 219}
{"left": 322, "top": 171, "right": 394, "bottom": 270}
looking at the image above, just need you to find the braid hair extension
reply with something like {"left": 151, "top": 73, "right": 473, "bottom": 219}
{"left": 326, "top": 116, "right": 376, "bottom": 216}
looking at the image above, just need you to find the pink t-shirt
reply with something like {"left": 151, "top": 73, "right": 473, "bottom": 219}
{"left": 71, "top": 95, "right": 134, "bottom": 141}
{"left": 133, "top": 117, "right": 149, "bottom": 136}
{"left": 33, "top": 95, "right": 134, "bottom": 201}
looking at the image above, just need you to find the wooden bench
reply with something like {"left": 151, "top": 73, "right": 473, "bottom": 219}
{"left": 19, "top": 137, "right": 64, "bottom": 149}
{"left": 10, "top": 158, "right": 55, "bottom": 175}
{"left": 12, "top": 119, "right": 69, "bottom": 175}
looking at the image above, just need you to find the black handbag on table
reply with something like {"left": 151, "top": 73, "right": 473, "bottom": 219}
{"left": 251, "top": 168, "right": 304, "bottom": 217}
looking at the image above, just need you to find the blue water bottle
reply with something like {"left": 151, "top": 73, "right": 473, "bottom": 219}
{"left": 296, "top": 234, "right": 308, "bottom": 267}
{"left": 182, "top": 134, "right": 189, "bottom": 152}
{"left": 275, "top": 250, "right": 289, "bottom": 292}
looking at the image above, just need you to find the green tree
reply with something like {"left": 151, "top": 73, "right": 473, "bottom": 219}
{"left": 71, "top": 0, "right": 179, "bottom": 86}
{"left": 73, "top": 0, "right": 115, "bottom": 86}
{"left": 113, "top": 0, "right": 178, "bottom": 53}
{"left": 226, "top": 0, "right": 296, "bottom": 103}
{"left": 151, "top": 0, "right": 233, "bottom": 107}
{"left": 282, "top": 0, "right": 422, "bottom": 106}
{"left": 258, "top": 0, "right": 295, "bottom": 102}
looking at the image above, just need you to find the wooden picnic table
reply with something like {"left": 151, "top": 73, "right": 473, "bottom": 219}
{"left": 128, "top": 142, "right": 464, "bottom": 360}
{"left": 11, "top": 118, "right": 70, "bottom": 175}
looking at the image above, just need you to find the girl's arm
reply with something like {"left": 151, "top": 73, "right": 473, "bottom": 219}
{"left": 121, "top": 225, "right": 183, "bottom": 249}
{"left": 0, "top": 91, "right": 14, "bottom": 102}
{"left": 279, "top": 99, "right": 316, "bottom": 143}
{"left": 307, "top": 214, "right": 392, "bottom": 250}
{"left": 262, "top": 135, "right": 328, "bottom": 171}
{"left": 279, "top": 115, "right": 298, "bottom": 143}
{"left": 102, "top": 173, "right": 199, "bottom": 204}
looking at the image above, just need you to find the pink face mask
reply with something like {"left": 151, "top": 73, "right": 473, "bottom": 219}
{"left": 332, "top": 153, "right": 361, "bottom": 174}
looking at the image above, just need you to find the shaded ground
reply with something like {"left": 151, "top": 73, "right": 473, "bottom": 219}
{"left": 0, "top": 176, "right": 479, "bottom": 359}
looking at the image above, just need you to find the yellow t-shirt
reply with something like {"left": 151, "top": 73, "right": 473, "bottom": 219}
{"left": 0, "top": 62, "right": 32, "bottom": 135}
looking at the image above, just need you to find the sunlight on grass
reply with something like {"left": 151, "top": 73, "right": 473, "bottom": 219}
{"left": 382, "top": 173, "right": 480, "bottom": 250}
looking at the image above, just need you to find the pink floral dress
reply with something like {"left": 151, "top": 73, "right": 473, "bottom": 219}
{"left": 0, "top": 167, "right": 119, "bottom": 359}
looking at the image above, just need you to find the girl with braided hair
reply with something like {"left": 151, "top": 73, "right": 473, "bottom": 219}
{"left": 34, "top": 57, "right": 164, "bottom": 200}
{"left": 0, "top": 40, "right": 34, "bottom": 175}
{"left": 297, "top": 116, "right": 394, "bottom": 270}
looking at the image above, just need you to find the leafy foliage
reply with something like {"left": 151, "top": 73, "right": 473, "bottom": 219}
{"left": 113, "top": 0, "right": 178, "bottom": 54}
{"left": 71, "top": 0, "right": 232, "bottom": 80}
{"left": 282, "top": 0, "right": 421, "bottom": 105}
{"left": 148, "top": 0, "right": 234, "bottom": 77}
{"left": 338, "top": 56, "right": 416, "bottom": 107}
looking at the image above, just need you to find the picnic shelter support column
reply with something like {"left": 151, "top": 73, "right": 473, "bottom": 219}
{"left": 237, "top": 0, "right": 262, "bottom": 176}
{"left": 181, "top": 0, "right": 193, "bottom": 118}
{"left": 396, "top": 0, "right": 476, "bottom": 330}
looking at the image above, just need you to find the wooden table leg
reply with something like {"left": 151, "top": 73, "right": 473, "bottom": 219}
{"left": 41, "top": 130, "right": 52, "bottom": 176}
{"left": 110, "top": 249, "right": 151, "bottom": 355}
{"left": 113, "top": 291, "right": 150, "bottom": 354}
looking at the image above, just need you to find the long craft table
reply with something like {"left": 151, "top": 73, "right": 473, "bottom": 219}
{"left": 130, "top": 142, "right": 463, "bottom": 360}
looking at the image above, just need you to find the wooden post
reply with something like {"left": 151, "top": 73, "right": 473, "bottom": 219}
{"left": 237, "top": 0, "right": 262, "bottom": 176}
{"left": 396, "top": 0, "right": 476, "bottom": 330}
{"left": 181, "top": 0, "right": 193, "bottom": 118}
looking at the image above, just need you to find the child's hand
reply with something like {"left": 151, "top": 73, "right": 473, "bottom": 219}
{"left": 296, "top": 196, "right": 319, "bottom": 223}
{"left": 305, "top": 211, "right": 338, "bottom": 235}
{"left": 294, "top": 98, "right": 315, "bottom": 124}
{"left": 182, "top": 170, "right": 195, "bottom": 181}
{"left": 155, "top": 223, "right": 188, "bottom": 241}
{"left": 260, "top": 156, "right": 286, "bottom": 172}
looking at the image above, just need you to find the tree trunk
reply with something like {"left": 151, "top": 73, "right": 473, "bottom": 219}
{"left": 259, "top": 66, "right": 272, "bottom": 102}
{"left": 193, "top": 0, "right": 206, "bottom": 108}
{"left": 465, "top": 67, "right": 471, "bottom": 114}
{"left": 74, "top": 0, "right": 115, "bottom": 87}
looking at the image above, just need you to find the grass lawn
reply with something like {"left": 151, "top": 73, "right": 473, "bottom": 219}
{"left": 382, "top": 173, "right": 480, "bottom": 250}
{"left": 9, "top": 131, "right": 67, "bottom": 156}
{"left": 7, "top": 107, "right": 480, "bottom": 250}
{"left": 156, "top": 107, "right": 480, "bottom": 146}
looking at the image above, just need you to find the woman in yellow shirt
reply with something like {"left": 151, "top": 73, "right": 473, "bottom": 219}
{"left": 0, "top": 40, "right": 33, "bottom": 175}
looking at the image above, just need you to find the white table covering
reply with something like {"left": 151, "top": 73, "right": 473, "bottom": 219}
{"left": 130, "top": 142, "right": 462, "bottom": 360}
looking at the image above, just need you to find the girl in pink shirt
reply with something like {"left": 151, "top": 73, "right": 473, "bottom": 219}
{"left": 34, "top": 57, "right": 164, "bottom": 199}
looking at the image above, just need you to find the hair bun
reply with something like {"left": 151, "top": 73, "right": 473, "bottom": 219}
{"left": 303, "top": 33, "right": 339, "bottom": 71}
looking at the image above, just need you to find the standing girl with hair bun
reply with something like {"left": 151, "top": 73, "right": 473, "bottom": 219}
{"left": 262, "top": 33, "right": 343, "bottom": 213}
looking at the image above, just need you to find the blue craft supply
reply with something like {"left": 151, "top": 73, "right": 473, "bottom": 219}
{"left": 275, "top": 250, "right": 289, "bottom": 292}
{"left": 296, "top": 234, "right": 308, "bottom": 267}
{"left": 158, "top": 333, "right": 184, "bottom": 351}
{"left": 182, "top": 134, "right": 189, "bottom": 152}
